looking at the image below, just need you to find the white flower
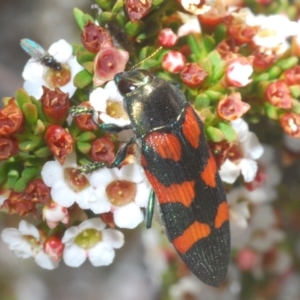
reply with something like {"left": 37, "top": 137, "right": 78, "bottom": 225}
{"left": 1, "top": 220, "right": 58, "bottom": 269}
{"left": 89, "top": 81, "right": 133, "bottom": 141}
{"left": 219, "top": 118, "right": 264, "bottom": 183}
{"left": 179, "top": 0, "right": 212, "bottom": 15}
{"left": 62, "top": 218, "right": 124, "bottom": 267}
{"left": 90, "top": 163, "right": 151, "bottom": 229}
{"left": 89, "top": 81, "right": 130, "bottom": 127}
{"left": 41, "top": 153, "right": 96, "bottom": 209}
{"left": 22, "top": 39, "right": 83, "bottom": 99}
{"left": 246, "top": 14, "right": 300, "bottom": 55}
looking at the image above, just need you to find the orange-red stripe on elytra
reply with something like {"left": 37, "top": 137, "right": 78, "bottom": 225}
{"left": 140, "top": 154, "right": 147, "bottom": 167}
{"left": 144, "top": 170, "right": 195, "bottom": 207}
{"left": 182, "top": 106, "right": 201, "bottom": 149}
{"left": 173, "top": 221, "right": 211, "bottom": 254}
{"left": 214, "top": 201, "right": 229, "bottom": 229}
{"left": 145, "top": 132, "right": 182, "bottom": 161}
{"left": 200, "top": 152, "right": 217, "bottom": 188}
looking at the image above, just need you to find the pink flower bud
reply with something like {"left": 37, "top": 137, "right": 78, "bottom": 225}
{"left": 265, "top": 81, "right": 292, "bottom": 109}
{"left": 42, "top": 201, "right": 69, "bottom": 229}
{"left": 217, "top": 92, "right": 250, "bottom": 121}
{"left": 162, "top": 51, "right": 186, "bottom": 73}
{"left": 158, "top": 28, "right": 178, "bottom": 47}
{"left": 43, "top": 236, "right": 64, "bottom": 261}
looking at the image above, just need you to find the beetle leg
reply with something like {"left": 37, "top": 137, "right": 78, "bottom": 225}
{"left": 145, "top": 189, "right": 156, "bottom": 229}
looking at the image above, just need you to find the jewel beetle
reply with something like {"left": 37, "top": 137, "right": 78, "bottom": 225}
{"left": 88, "top": 69, "right": 230, "bottom": 287}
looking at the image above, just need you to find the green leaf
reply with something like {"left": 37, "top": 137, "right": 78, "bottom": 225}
{"left": 195, "top": 94, "right": 210, "bottom": 109}
{"left": 112, "top": 0, "right": 124, "bottom": 13}
{"left": 74, "top": 70, "right": 93, "bottom": 88}
{"left": 0, "top": 163, "right": 10, "bottom": 186}
{"left": 22, "top": 103, "right": 38, "bottom": 124}
{"left": 268, "top": 66, "right": 281, "bottom": 79}
{"left": 264, "top": 103, "right": 279, "bottom": 120}
{"left": 276, "top": 56, "right": 298, "bottom": 70}
{"left": 206, "top": 126, "right": 225, "bottom": 142}
{"left": 290, "top": 85, "right": 300, "bottom": 98}
{"left": 34, "top": 147, "right": 52, "bottom": 158}
{"left": 73, "top": 8, "right": 93, "bottom": 30}
{"left": 15, "top": 89, "right": 31, "bottom": 107}
{"left": 77, "top": 141, "right": 92, "bottom": 154}
{"left": 95, "top": 0, "right": 113, "bottom": 10}
{"left": 76, "top": 51, "right": 96, "bottom": 65}
{"left": 206, "top": 51, "right": 225, "bottom": 84}
{"left": 78, "top": 132, "right": 97, "bottom": 142}
{"left": 8, "top": 169, "right": 19, "bottom": 189}
{"left": 82, "top": 61, "right": 95, "bottom": 74}
{"left": 217, "top": 122, "right": 237, "bottom": 142}
{"left": 19, "top": 140, "right": 42, "bottom": 152}
{"left": 14, "top": 167, "right": 40, "bottom": 192}
{"left": 125, "top": 20, "right": 144, "bottom": 37}
{"left": 205, "top": 90, "right": 223, "bottom": 101}
{"left": 137, "top": 20, "right": 161, "bottom": 40}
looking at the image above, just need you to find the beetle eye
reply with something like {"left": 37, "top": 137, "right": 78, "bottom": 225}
{"left": 117, "top": 79, "right": 136, "bottom": 96}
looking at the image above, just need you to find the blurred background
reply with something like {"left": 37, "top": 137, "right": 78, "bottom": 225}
{"left": 0, "top": 1, "right": 155, "bottom": 299}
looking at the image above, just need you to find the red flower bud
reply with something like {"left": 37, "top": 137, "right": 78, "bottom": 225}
{"left": 180, "top": 63, "right": 208, "bottom": 88}
{"left": 43, "top": 236, "right": 64, "bottom": 261}
{"left": 158, "top": 28, "right": 178, "bottom": 47}
{"left": 0, "top": 98, "right": 24, "bottom": 135}
{"left": 162, "top": 51, "right": 186, "bottom": 73}
{"left": 253, "top": 49, "right": 277, "bottom": 71}
{"left": 1, "top": 191, "right": 37, "bottom": 216}
{"left": 280, "top": 112, "right": 300, "bottom": 138}
{"left": 283, "top": 66, "right": 300, "bottom": 86}
{"left": 81, "top": 21, "right": 112, "bottom": 53}
{"left": 41, "top": 86, "right": 70, "bottom": 125}
{"left": 100, "top": 212, "right": 115, "bottom": 228}
{"left": 74, "top": 102, "right": 98, "bottom": 131}
{"left": 0, "top": 135, "right": 19, "bottom": 160}
{"left": 94, "top": 44, "right": 129, "bottom": 86}
{"left": 125, "top": 0, "right": 152, "bottom": 22}
{"left": 265, "top": 81, "right": 292, "bottom": 109}
{"left": 45, "top": 125, "right": 74, "bottom": 164}
{"left": 25, "top": 178, "right": 51, "bottom": 205}
{"left": 217, "top": 92, "right": 250, "bottom": 121}
{"left": 90, "top": 136, "right": 115, "bottom": 164}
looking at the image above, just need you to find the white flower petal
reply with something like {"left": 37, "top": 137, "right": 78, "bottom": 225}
{"left": 102, "top": 229, "right": 124, "bottom": 249}
{"left": 243, "top": 132, "right": 264, "bottom": 160}
{"left": 35, "top": 251, "right": 58, "bottom": 270}
{"left": 41, "top": 160, "right": 63, "bottom": 187}
{"left": 119, "top": 163, "right": 144, "bottom": 183}
{"left": 22, "top": 59, "right": 44, "bottom": 79}
{"left": 62, "top": 226, "right": 80, "bottom": 244}
{"left": 78, "top": 218, "right": 106, "bottom": 232}
{"left": 51, "top": 182, "right": 76, "bottom": 207}
{"left": 63, "top": 244, "right": 86, "bottom": 267}
{"left": 90, "top": 167, "right": 116, "bottom": 189}
{"left": 88, "top": 192, "right": 111, "bottom": 214}
{"left": 19, "top": 220, "right": 40, "bottom": 240}
{"left": 88, "top": 242, "right": 115, "bottom": 266}
{"left": 105, "top": 80, "right": 123, "bottom": 102}
{"left": 99, "top": 113, "right": 130, "bottom": 126}
{"left": 239, "top": 158, "right": 258, "bottom": 182}
{"left": 89, "top": 88, "right": 109, "bottom": 112}
{"left": 219, "top": 159, "right": 240, "bottom": 184}
{"left": 23, "top": 79, "right": 44, "bottom": 99}
{"left": 135, "top": 179, "right": 151, "bottom": 207}
{"left": 114, "top": 202, "right": 144, "bottom": 229}
{"left": 48, "top": 39, "right": 72, "bottom": 62}
{"left": 231, "top": 118, "right": 249, "bottom": 142}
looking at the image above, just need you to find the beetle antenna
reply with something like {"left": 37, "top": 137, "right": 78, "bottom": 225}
{"left": 131, "top": 47, "right": 162, "bottom": 70}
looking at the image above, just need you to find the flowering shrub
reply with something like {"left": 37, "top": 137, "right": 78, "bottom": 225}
{"left": 1, "top": 0, "right": 300, "bottom": 298}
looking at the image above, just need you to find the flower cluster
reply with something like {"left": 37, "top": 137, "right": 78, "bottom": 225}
{"left": 1, "top": 0, "right": 300, "bottom": 298}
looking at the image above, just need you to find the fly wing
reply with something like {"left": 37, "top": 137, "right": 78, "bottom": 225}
{"left": 20, "top": 38, "right": 46, "bottom": 60}
{"left": 141, "top": 104, "right": 230, "bottom": 287}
